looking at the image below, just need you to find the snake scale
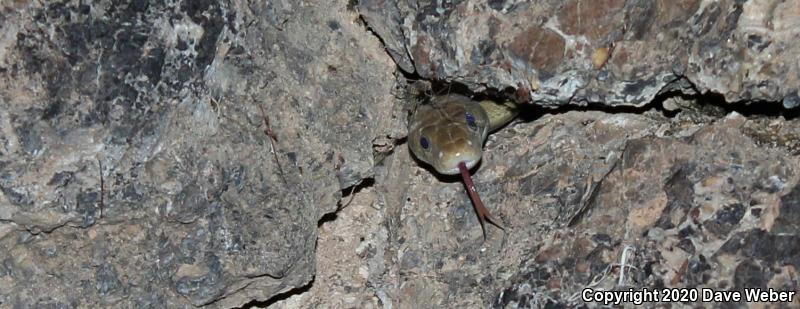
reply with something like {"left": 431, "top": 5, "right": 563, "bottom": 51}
{"left": 408, "top": 94, "right": 519, "bottom": 237}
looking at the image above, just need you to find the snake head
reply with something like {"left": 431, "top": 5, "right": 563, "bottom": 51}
{"left": 408, "top": 95, "right": 490, "bottom": 175}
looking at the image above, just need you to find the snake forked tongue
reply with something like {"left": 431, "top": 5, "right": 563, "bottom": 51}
{"left": 458, "top": 161, "right": 505, "bottom": 239}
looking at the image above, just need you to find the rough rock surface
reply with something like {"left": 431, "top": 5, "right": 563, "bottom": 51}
{"left": 277, "top": 109, "right": 800, "bottom": 308}
{"left": 360, "top": 0, "right": 800, "bottom": 107}
{"left": 0, "top": 0, "right": 394, "bottom": 307}
{"left": 3, "top": 0, "right": 800, "bottom": 308}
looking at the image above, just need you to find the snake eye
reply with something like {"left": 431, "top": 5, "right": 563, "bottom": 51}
{"left": 420, "top": 136, "right": 430, "bottom": 150}
{"left": 465, "top": 112, "right": 477, "bottom": 130}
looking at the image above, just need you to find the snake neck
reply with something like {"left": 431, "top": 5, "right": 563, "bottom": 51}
{"left": 479, "top": 99, "right": 519, "bottom": 132}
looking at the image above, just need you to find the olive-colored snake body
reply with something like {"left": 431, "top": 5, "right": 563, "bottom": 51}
{"left": 408, "top": 94, "right": 518, "bottom": 237}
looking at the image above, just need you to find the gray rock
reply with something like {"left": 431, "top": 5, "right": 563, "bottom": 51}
{"left": 364, "top": 0, "right": 800, "bottom": 107}
{"left": 0, "top": 0, "right": 393, "bottom": 307}
{"left": 3, "top": 0, "right": 800, "bottom": 308}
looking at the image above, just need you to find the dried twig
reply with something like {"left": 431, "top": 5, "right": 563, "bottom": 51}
{"left": 259, "top": 104, "right": 287, "bottom": 184}
{"left": 340, "top": 178, "right": 364, "bottom": 210}
{"left": 671, "top": 258, "right": 689, "bottom": 285}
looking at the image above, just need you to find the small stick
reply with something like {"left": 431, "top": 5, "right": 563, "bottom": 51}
{"left": 259, "top": 105, "right": 287, "bottom": 183}
{"left": 671, "top": 258, "right": 689, "bottom": 285}
{"left": 340, "top": 179, "right": 364, "bottom": 210}
{"left": 258, "top": 105, "right": 279, "bottom": 143}
{"left": 458, "top": 161, "right": 505, "bottom": 239}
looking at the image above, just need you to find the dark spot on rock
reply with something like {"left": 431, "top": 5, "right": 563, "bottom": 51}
{"left": 677, "top": 238, "right": 695, "bottom": 254}
{"left": 182, "top": 1, "right": 212, "bottom": 19}
{"left": 77, "top": 190, "right": 100, "bottom": 227}
{"left": 561, "top": 257, "right": 576, "bottom": 269}
{"left": 181, "top": 0, "right": 225, "bottom": 70}
{"left": 522, "top": 267, "right": 551, "bottom": 287}
{"left": 704, "top": 203, "right": 745, "bottom": 237}
{"left": 114, "top": 29, "right": 149, "bottom": 71}
{"left": 718, "top": 204, "right": 745, "bottom": 224}
{"left": 346, "top": 0, "right": 358, "bottom": 11}
{"left": 176, "top": 38, "right": 189, "bottom": 51}
{"left": 228, "top": 165, "right": 245, "bottom": 189}
{"left": 327, "top": 20, "right": 340, "bottom": 30}
{"left": 590, "top": 260, "right": 611, "bottom": 278}
{"left": 63, "top": 23, "right": 92, "bottom": 66}
{"left": 172, "top": 184, "right": 209, "bottom": 224}
{"left": 686, "top": 255, "right": 711, "bottom": 285}
{"left": 773, "top": 186, "right": 800, "bottom": 234}
{"left": 733, "top": 259, "right": 767, "bottom": 289}
{"left": 400, "top": 250, "right": 420, "bottom": 269}
{"left": 16, "top": 121, "right": 43, "bottom": 156}
{"left": 41, "top": 100, "right": 64, "bottom": 120}
{"left": 488, "top": 0, "right": 505, "bottom": 11}
{"left": 466, "top": 253, "right": 477, "bottom": 263}
{"left": 496, "top": 284, "right": 520, "bottom": 307}
{"left": 622, "top": 77, "right": 656, "bottom": 95}
{"left": 130, "top": 0, "right": 149, "bottom": 12}
{"left": 471, "top": 40, "right": 496, "bottom": 65}
{"left": 47, "top": 171, "right": 74, "bottom": 187}
{"left": 621, "top": 139, "right": 648, "bottom": 170}
{"left": 719, "top": 230, "right": 748, "bottom": 253}
{"left": 141, "top": 47, "right": 166, "bottom": 85}
{"left": 16, "top": 32, "right": 43, "bottom": 73}
{"left": 633, "top": 259, "right": 650, "bottom": 276}
{"left": 678, "top": 225, "right": 694, "bottom": 238}
{"left": 591, "top": 233, "right": 612, "bottom": 246}
{"left": 83, "top": 100, "right": 111, "bottom": 127}
{"left": 0, "top": 186, "right": 30, "bottom": 207}
{"left": 544, "top": 300, "right": 568, "bottom": 309}
{"left": 286, "top": 152, "right": 297, "bottom": 165}
{"left": 78, "top": 4, "right": 90, "bottom": 14}
{"left": 746, "top": 34, "right": 771, "bottom": 52}
{"left": 720, "top": 229, "right": 800, "bottom": 269}
{"left": 95, "top": 264, "right": 121, "bottom": 296}
{"left": 518, "top": 165, "right": 558, "bottom": 196}
{"left": 657, "top": 165, "right": 695, "bottom": 228}
{"left": 229, "top": 44, "right": 246, "bottom": 56}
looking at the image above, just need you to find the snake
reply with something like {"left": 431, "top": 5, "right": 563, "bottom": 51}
{"left": 408, "top": 94, "right": 519, "bottom": 237}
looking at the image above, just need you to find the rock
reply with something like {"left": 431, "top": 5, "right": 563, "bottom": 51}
{"left": 363, "top": 0, "right": 800, "bottom": 107}
{"left": 4, "top": 0, "right": 800, "bottom": 308}
{"left": 0, "top": 0, "right": 394, "bottom": 307}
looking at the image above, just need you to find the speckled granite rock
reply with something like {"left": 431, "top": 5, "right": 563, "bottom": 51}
{"left": 495, "top": 112, "right": 800, "bottom": 307}
{"left": 4, "top": 0, "right": 800, "bottom": 308}
{"left": 0, "top": 0, "right": 394, "bottom": 307}
{"left": 360, "top": 0, "right": 800, "bottom": 107}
